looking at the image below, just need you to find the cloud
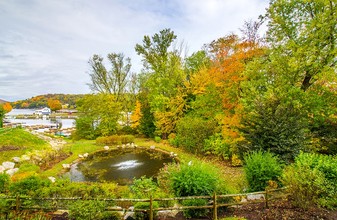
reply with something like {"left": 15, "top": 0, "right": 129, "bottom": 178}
{"left": 0, "top": 0, "right": 269, "bottom": 101}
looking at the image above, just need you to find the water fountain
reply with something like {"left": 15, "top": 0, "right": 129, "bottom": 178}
{"left": 66, "top": 148, "right": 176, "bottom": 185}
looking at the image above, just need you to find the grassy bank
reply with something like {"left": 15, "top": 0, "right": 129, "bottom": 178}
{"left": 40, "top": 139, "right": 101, "bottom": 177}
{"left": 0, "top": 128, "right": 49, "bottom": 163}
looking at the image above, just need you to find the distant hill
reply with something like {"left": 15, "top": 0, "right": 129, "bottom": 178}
{"left": 11, "top": 94, "right": 85, "bottom": 109}
{"left": 0, "top": 99, "right": 8, "bottom": 104}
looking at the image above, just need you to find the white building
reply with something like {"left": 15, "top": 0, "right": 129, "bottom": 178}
{"left": 35, "top": 107, "right": 51, "bottom": 115}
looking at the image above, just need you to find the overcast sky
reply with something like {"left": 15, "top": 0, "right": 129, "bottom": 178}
{"left": 0, "top": 0, "right": 269, "bottom": 102}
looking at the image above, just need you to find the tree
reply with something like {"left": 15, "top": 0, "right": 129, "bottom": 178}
{"left": 239, "top": 88, "right": 309, "bottom": 162}
{"left": 47, "top": 99, "right": 62, "bottom": 111}
{"left": 236, "top": 0, "right": 337, "bottom": 160}
{"left": 130, "top": 100, "right": 142, "bottom": 130}
{"left": 135, "top": 29, "right": 186, "bottom": 138}
{"left": 88, "top": 53, "right": 132, "bottom": 102}
{"left": 2, "top": 102, "right": 12, "bottom": 113}
{"left": 266, "top": 0, "right": 337, "bottom": 91}
{"left": 74, "top": 94, "right": 121, "bottom": 139}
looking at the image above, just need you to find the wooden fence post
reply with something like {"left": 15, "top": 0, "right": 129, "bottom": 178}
{"left": 16, "top": 195, "right": 20, "bottom": 211}
{"left": 213, "top": 192, "right": 217, "bottom": 220}
{"left": 149, "top": 195, "right": 153, "bottom": 220}
{"left": 265, "top": 189, "right": 269, "bottom": 209}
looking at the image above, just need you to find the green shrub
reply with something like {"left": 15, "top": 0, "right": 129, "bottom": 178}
{"left": 130, "top": 176, "right": 158, "bottom": 199}
{"left": 203, "top": 133, "right": 231, "bottom": 160}
{"left": 154, "top": 136, "right": 161, "bottom": 143}
{"left": 176, "top": 116, "right": 217, "bottom": 153}
{"left": 167, "top": 161, "right": 223, "bottom": 197}
{"left": 181, "top": 199, "right": 208, "bottom": 218}
{"left": 9, "top": 176, "right": 50, "bottom": 196}
{"left": 282, "top": 153, "right": 337, "bottom": 209}
{"left": 168, "top": 133, "right": 178, "bottom": 146}
{"left": 244, "top": 151, "right": 283, "bottom": 192}
{"left": 0, "top": 174, "right": 10, "bottom": 193}
{"left": 68, "top": 200, "right": 105, "bottom": 219}
{"left": 134, "top": 201, "right": 159, "bottom": 220}
{"left": 130, "top": 176, "right": 173, "bottom": 208}
{"left": 96, "top": 135, "right": 135, "bottom": 145}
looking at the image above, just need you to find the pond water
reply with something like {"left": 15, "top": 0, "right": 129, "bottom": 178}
{"left": 66, "top": 148, "right": 175, "bottom": 185}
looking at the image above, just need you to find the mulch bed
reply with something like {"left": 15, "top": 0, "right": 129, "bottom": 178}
{"left": 0, "top": 145, "right": 21, "bottom": 152}
{"left": 219, "top": 199, "right": 337, "bottom": 220}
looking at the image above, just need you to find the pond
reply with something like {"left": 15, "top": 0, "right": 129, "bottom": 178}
{"left": 66, "top": 148, "right": 176, "bottom": 185}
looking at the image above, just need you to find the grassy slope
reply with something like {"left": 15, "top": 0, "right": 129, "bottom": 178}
{"left": 0, "top": 128, "right": 49, "bottom": 163}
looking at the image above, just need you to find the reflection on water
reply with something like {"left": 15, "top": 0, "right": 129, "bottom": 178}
{"left": 68, "top": 148, "right": 175, "bottom": 185}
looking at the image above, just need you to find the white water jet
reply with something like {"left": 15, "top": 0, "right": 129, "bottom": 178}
{"left": 112, "top": 160, "right": 143, "bottom": 170}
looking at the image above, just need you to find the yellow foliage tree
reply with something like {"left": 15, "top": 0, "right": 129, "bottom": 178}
{"left": 131, "top": 100, "right": 142, "bottom": 129}
{"left": 47, "top": 99, "right": 62, "bottom": 111}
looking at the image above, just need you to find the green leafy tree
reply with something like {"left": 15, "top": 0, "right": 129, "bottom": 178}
{"left": 135, "top": 29, "right": 186, "bottom": 138}
{"left": 75, "top": 94, "right": 121, "bottom": 139}
{"left": 266, "top": 0, "right": 337, "bottom": 92}
{"left": 88, "top": 53, "right": 131, "bottom": 101}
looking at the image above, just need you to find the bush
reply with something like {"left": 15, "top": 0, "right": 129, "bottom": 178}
{"left": 167, "top": 161, "right": 223, "bottom": 197}
{"left": 130, "top": 176, "right": 173, "bottom": 208}
{"left": 130, "top": 176, "right": 158, "bottom": 199}
{"left": 181, "top": 199, "right": 208, "bottom": 218}
{"left": 96, "top": 135, "right": 135, "bottom": 145}
{"left": 68, "top": 200, "right": 105, "bottom": 219}
{"left": 168, "top": 133, "right": 178, "bottom": 146}
{"left": 282, "top": 153, "right": 337, "bottom": 209}
{"left": 0, "top": 174, "right": 10, "bottom": 193}
{"left": 154, "top": 136, "right": 161, "bottom": 143}
{"left": 9, "top": 176, "right": 50, "bottom": 196}
{"left": 244, "top": 151, "right": 283, "bottom": 192}
{"left": 203, "top": 133, "right": 231, "bottom": 160}
{"left": 176, "top": 116, "right": 217, "bottom": 153}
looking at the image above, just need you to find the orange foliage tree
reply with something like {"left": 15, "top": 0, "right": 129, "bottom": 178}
{"left": 3, "top": 102, "right": 13, "bottom": 113}
{"left": 204, "top": 33, "right": 265, "bottom": 155}
{"left": 47, "top": 99, "right": 62, "bottom": 111}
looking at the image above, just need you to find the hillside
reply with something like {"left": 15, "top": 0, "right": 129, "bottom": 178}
{"left": 11, "top": 94, "right": 85, "bottom": 109}
{"left": 0, "top": 99, "right": 8, "bottom": 104}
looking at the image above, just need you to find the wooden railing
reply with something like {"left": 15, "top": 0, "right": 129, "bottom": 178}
{"left": 0, "top": 187, "right": 288, "bottom": 220}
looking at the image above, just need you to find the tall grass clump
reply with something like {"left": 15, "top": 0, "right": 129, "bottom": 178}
{"left": 244, "top": 151, "right": 283, "bottom": 192}
{"left": 158, "top": 161, "right": 228, "bottom": 218}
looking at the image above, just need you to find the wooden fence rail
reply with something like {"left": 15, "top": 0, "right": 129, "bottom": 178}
{"left": 0, "top": 187, "right": 288, "bottom": 220}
